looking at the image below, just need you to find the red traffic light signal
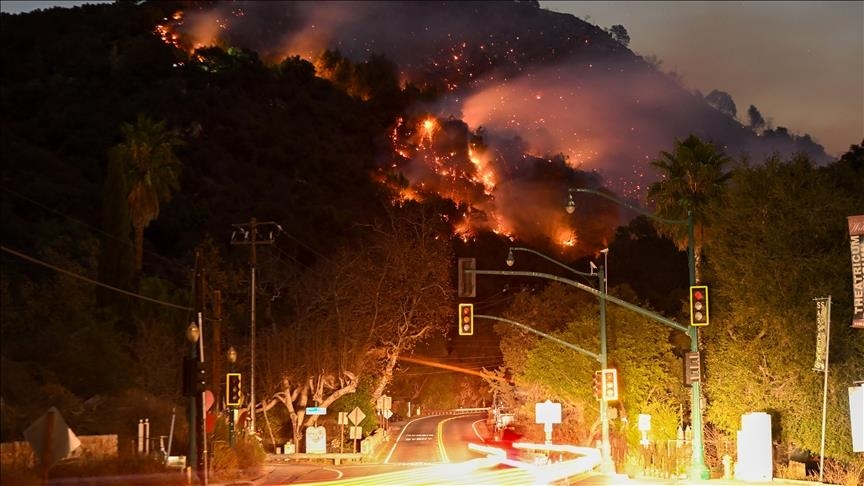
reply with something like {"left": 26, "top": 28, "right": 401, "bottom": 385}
{"left": 690, "top": 285, "right": 709, "bottom": 326}
{"left": 458, "top": 303, "right": 474, "bottom": 336}
{"left": 226, "top": 373, "right": 242, "bottom": 406}
{"left": 601, "top": 368, "right": 618, "bottom": 401}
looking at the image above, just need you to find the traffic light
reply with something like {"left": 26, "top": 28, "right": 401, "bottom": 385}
{"left": 226, "top": 373, "right": 242, "bottom": 406}
{"left": 458, "top": 303, "right": 474, "bottom": 336}
{"left": 194, "top": 360, "right": 207, "bottom": 393}
{"left": 684, "top": 351, "right": 701, "bottom": 386}
{"left": 592, "top": 371, "right": 602, "bottom": 400}
{"left": 182, "top": 358, "right": 208, "bottom": 395}
{"left": 601, "top": 368, "right": 618, "bottom": 401}
{"left": 689, "top": 285, "right": 709, "bottom": 326}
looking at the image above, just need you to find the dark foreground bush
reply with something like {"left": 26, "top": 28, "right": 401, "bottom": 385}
{"left": 2, "top": 455, "right": 187, "bottom": 486}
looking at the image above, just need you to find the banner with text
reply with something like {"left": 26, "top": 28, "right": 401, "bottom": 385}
{"left": 849, "top": 215, "right": 864, "bottom": 329}
{"left": 813, "top": 297, "right": 830, "bottom": 372}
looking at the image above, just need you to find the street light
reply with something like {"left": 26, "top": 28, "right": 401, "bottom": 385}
{"left": 568, "top": 187, "right": 709, "bottom": 480}
{"left": 506, "top": 247, "right": 614, "bottom": 474}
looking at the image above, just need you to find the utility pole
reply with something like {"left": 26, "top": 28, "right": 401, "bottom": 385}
{"left": 192, "top": 250, "right": 208, "bottom": 485}
{"left": 230, "top": 218, "right": 279, "bottom": 436}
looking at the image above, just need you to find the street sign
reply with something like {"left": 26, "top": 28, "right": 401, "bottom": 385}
{"left": 349, "top": 426, "right": 363, "bottom": 440}
{"left": 383, "top": 409, "right": 393, "bottom": 419}
{"left": 348, "top": 406, "right": 365, "bottom": 425}
{"left": 338, "top": 411, "right": 348, "bottom": 425}
{"left": 535, "top": 400, "right": 562, "bottom": 424}
{"left": 305, "top": 407, "right": 327, "bottom": 415}
{"left": 376, "top": 395, "right": 392, "bottom": 411}
{"left": 23, "top": 407, "right": 81, "bottom": 469}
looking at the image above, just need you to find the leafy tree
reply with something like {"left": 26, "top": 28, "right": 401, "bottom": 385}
{"left": 646, "top": 134, "right": 731, "bottom": 281}
{"left": 108, "top": 114, "right": 183, "bottom": 275}
{"left": 608, "top": 24, "right": 631, "bottom": 47}
{"left": 495, "top": 282, "right": 684, "bottom": 453}
{"left": 256, "top": 202, "right": 454, "bottom": 448}
{"left": 747, "top": 104, "right": 766, "bottom": 131}
{"left": 705, "top": 90, "right": 737, "bottom": 118}
{"left": 702, "top": 154, "right": 864, "bottom": 460}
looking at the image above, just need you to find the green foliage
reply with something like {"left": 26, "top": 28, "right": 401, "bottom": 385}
{"left": 702, "top": 153, "right": 864, "bottom": 460}
{"left": 647, "top": 134, "right": 731, "bottom": 255}
{"left": 498, "top": 282, "right": 685, "bottom": 446}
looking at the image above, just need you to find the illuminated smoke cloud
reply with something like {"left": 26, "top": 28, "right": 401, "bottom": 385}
{"left": 162, "top": 1, "right": 829, "bottom": 255}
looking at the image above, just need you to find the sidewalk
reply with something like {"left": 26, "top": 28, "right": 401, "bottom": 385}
{"left": 605, "top": 473, "right": 827, "bottom": 485}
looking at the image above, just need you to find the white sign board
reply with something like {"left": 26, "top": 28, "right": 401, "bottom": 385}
{"left": 638, "top": 414, "right": 652, "bottom": 432}
{"left": 376, "top": 395, "right": 392, "bottom": 411}
{"left": 338, "top": 411, "right": 348, "bottom": 425}
{"left": 349, "top": 426, "right": 363, "bottom": 440}
{"left": 348, "top": 406, "right": 366, "bottom": 425}
{"left": 535, "top": 400, "right": 562, "bottom": 424}
{"left": 23, "top": 407, "right": 81, "bottom": 468}
{"left": 305, "top": 425, "right": 327, "bottom": 454}
{"left": 850, "top": 385, "right": 863, "bottom": 452}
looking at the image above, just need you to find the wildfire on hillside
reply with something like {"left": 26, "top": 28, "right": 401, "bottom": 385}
{"left": 154, "top": 3, "right": 622, "bottom": 256}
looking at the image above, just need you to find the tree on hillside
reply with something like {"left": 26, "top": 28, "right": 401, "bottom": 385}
{"left": 705, "top": 90, "right": 737, "bottom": 118}
{"left": 747, "top": 104, "right": 766, "bottom": 132}
{"left": 109, "top": 114, "right": 183, "bottom": 275}
{"left": 607, "top": 25, "right": 630, "bottom": 47}
{"left": 646, "top": 134, "right": 731, "bottom": 281}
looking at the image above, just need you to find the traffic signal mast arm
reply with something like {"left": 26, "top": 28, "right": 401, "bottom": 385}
{"left": 470, "top": 269, "right": 689, "bottom": 334}
{"left": 475, "top": 314, "right": 600, "bottom": 362}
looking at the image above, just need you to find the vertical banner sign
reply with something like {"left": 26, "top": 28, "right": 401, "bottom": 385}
{"left": 849, "top": 215, "right": 864, "bottom": 329}
{"left": 813, "top": 298, "right": 830, "bottom": 371}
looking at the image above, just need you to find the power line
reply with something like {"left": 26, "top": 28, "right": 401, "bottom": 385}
{"left": 1, "top": 245, "right": 193, "bottom": 312}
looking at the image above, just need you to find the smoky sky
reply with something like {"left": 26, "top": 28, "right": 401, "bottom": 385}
{"left": 160, "top": 0, "right": 840, "bottom": 254}
{"left": 169, "top": 1, "right": 833, "bottom": 196}
{"left": 543, "top": 1, "right": 864, "bottom": 159}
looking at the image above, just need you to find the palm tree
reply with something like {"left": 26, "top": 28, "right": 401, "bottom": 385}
{"left": 646, "top": 134, "right": 730, "bottom": 281}
{"left": 109, "top": 114, "right": 183, "bottom": 274}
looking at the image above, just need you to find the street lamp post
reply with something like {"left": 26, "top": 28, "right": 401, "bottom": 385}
{"left": 506, "top": 247, "right": 614, "bottom": 474}
{"left": 568, "top": 187, "right": 709, "bottom": 480}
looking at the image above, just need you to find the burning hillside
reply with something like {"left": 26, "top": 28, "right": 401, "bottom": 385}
{"left": 154, "top": 1, "right": 830, "bottom": 256}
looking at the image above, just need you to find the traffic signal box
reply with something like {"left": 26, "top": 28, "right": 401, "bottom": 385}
{"left": 458, "top": 303, "right": 474, "bottom": 336}
{"left": 601, "top": 368, "right": 619, "bottom": 401}
{"left": 226, "top": 373, "right": 242, "bottom": 406}
{"left": 689, "top": 285, "right": 709, "bottom": 326}
{"left": 182, "top": 358, "right": 207, "bottom": 395}
{"left": 684, "top": 351, "right": 701, "bottom": 386}
{"left": 592, "top": 371, "right": 602, "bottom": 400}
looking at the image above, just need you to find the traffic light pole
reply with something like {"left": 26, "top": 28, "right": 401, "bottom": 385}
{"left": 472, "top": 249, "right": 615, "bottom": 473}
{"left": 598, "top": 266, "right": 613, "bottom": 474}
{"left": 686, "top": 211, "right": 710, "bottom": 480}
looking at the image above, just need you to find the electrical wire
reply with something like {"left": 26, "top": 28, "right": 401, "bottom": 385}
{"left": 1, "top": 245, "right": 193, "bottom": 312}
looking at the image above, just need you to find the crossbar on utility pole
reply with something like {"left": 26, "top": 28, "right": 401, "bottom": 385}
{"left": 230, "top": 218, "right": 279, "bottom": 436}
